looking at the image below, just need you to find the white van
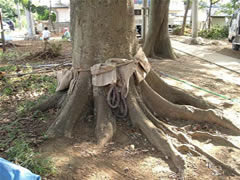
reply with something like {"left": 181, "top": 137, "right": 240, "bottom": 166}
{"left": 228, "top": 11, "right": 240, "bottom": 50}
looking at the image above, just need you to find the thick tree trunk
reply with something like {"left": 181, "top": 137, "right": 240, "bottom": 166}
{"left": 180, "top": 0, "right": 190, "bottom": 35}
{"left": 48, "top": 0, "right": 138, "bottom": 140}
{"left": 71, "top": 0, "right": 138, "bottom": 68}
{"left": 143, "top": 0, "right": 175, "bottom": 59}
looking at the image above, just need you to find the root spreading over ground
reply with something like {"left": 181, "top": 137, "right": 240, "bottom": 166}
{"left": 33, "top": 60, "right": 240, "bottom": 178}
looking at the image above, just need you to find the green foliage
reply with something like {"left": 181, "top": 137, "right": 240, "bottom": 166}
{"left": 220, "top": 0, "right": 240, "bottom": 16}
{"left": 0, "top": 0, "right": 17, "bottom": 20}
{"left": 199, "top": 25, "right": 229, "bottom": 39}
{"left": 48, "top": 43, "right": 62, "bottom": 57}
{"left": 35, "top": 6, "right": 49, "bottom": 20}
{"left": 3, "top": 87, "right": 13, "bottom": 95}
{"left": 172, "top": 25, "right": 191, "bottom": 35}
{"left": 17, "top": 100, "right": 36, "bottom": 116}
{"left": 172, "top": 25, "right": 182, "bottom": 35}
{"left": 0, "top": 52, "right": 19, "bottom": 62}
{"left": 0, "top": 65, "right": 17, "bottom": 72}
{"left": 50, "top": 12, "right": 56, "bottom": 22}
{"left": 6, "top": 140, "right": 56, "bottom": 176}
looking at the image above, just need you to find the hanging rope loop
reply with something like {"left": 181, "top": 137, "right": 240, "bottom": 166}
{"left": 107, "top": 84, "right": 128, "bottom": 118}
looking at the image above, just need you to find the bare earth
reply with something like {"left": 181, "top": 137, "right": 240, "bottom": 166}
{"left": 1, "top": 39, "right": 240, "bottom": 180}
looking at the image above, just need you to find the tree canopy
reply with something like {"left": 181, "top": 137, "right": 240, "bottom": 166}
{"left": 220, "top": 0, "right": 240, "bottom": 15}
{"left": 0, "top": 0, "right": 17, "bottom": 20}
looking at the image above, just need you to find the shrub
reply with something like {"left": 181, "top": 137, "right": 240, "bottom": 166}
{"left": 199, "top": 26, "right": 228, "bottom": 39}
{"left": 172, "top": 25, "right": 182, "bottom": 35}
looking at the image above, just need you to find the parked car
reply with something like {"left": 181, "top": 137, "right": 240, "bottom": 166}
{"left": 228, "top": 11, "right": 240, "bottom": 50}
{"left": 4, "top": 20, "right": 15, "bottom": 31}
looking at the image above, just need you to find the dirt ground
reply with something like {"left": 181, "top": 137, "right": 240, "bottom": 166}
{"left": 1, "top": 39, "right": 240, "bottom": 180}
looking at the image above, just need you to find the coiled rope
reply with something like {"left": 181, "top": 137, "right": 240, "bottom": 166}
{"left": 107, "top": 85, "right": 128, "bottom": 118}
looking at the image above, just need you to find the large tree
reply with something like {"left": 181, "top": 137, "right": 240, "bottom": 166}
{"left": 34, "top": 0, "right": 240, "bottom": 176}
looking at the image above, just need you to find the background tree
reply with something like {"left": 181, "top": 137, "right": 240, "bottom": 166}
{"left": 14, "top": 0, "right": 22, "bottom": 29}
{"left": 0, "top": 0, "right": 17, "bottom": 20}
{"left": 220, "top": 0, "right": 240, "bottom": 16}
{"left": 33, "top": 0, "right": 240, "bottom": 176}
{"left": 207, "top": 0, "right": 221, "bottom": 29}
{"left": 143, "top": 0, "right": 175, "bottom": 59}
{"left": 181, "top": 0, "right": 191, "bottom": 35}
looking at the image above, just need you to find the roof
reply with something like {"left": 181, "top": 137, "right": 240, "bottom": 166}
{"left": 51, "top": 3, "right": 69, "bottom": 8}
{"left": 211, "top": 12, "right": 231, "bottom": 17}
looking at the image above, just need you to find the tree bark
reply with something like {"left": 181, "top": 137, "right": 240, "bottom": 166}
{"left": 180, "top": 0, "right": 190, "bottom": 35}
{"left": 143, "top": 0, "right": 175, "bottom": 59}
{"left": 17, "top": 2, "right": 22, "bottom": 30}
{"left": 48, "top": 0, "right": 138, "bottom": 138}
{"left": 25, "top": 8, "right": 35, "bottom": 37}
{"left": 208, "top": 2, "right": 213, "bottom": 30}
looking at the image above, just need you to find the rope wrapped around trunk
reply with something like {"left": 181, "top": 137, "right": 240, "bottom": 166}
{"left": 55, "top": 47, "right": 150, "bottom": 118}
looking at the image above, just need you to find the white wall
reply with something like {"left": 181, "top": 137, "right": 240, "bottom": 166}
{"left": 56, "top": 8, "right": 70, "bottom": 22}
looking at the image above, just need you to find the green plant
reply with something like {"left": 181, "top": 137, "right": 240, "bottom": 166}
{"left": 0, "top": 65, "right": 17, "bottom": 72}
{"left": 17, "top": 100, "right": 36, "bottom": 116}
{"left": 47, "top": 43, "right": 62, "bottom": 57}
{"left": 172, "top": 25, "right": 182, "bottom": 35}
{"left": 0, "top": 52, "right": 19, "bottom": 61}
{"left": 199, "top": 26, "right": 228, "bottom": 39}
{"left": 6, "top": 140, "right": 56, "bottom": 176}
{"left": 3, "top": 87, "right": 13, "bottom": 95}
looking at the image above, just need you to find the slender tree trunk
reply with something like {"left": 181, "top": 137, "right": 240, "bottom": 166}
{"left": 191, "top": 0, "right": 198, "bottom": 43}
{"left": 143, "top": 0, "right": 175, "bottom": 59}
{"left": 208, "top": 2, "right": 212, "bottom": 30}
{"left": 17, "top": 3, "right": 22, "bottom": 30}
{"left": 49, "top": 0, "right": 56, "bottom": 33}
{"left": 181, "top": 0, "right": 190, "bottom": 35}
{"left": 25, "top": 8, "right": 35, "bottom": 37}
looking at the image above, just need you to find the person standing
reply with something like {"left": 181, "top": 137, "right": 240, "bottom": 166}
{"left": 42, "top": 27, "right": 51, "bottom": 50}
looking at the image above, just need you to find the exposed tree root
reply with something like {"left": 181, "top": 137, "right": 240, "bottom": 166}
{"left": 189, "top": 131, "right": 240, "bottom": 150}
{"left": 126, "top": 77, "right": 240, "bottom": 176}
{"left": 127, "top": 80, "right": 185, "bottom": 174}
{"left": 146, "top": 70, "right": 215, "bottom": 109}
{"left": 176, "top": 144, "right": 200, "bottom": 156}
{"left": 176, "top": 132, "right": 240, "bottom": 176}
{"left": 94, "top": 86, "right": 116, "bottom": 147}
{"left": 33, "top": 67, "right": 240, "bottom": 176}
{"left": 31, "top": 91, "right": 67, "bottom": 112}
{"left": 140, "top": 79, "right": 240, "bottom": 135}
{"left": 47, "top": 72, "right": 92, "bottom": 137}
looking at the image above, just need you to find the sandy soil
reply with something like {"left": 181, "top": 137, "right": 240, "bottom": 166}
{"left": 1, "top": 40, "right": 240, "bottom": 180}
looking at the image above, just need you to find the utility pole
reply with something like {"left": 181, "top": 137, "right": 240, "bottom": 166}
{"left": 191, "top": 0, "right": 198, "bottom": 44}
{"left": 142, "top": 0, "right": 149, "bottom": 43}
{"left": 0, "top": 9, "right": 6, "bottom": 52}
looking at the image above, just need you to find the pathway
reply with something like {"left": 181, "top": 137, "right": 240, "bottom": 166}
{"left": 171, "top": 40, "right": 240, "bottom": 74}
